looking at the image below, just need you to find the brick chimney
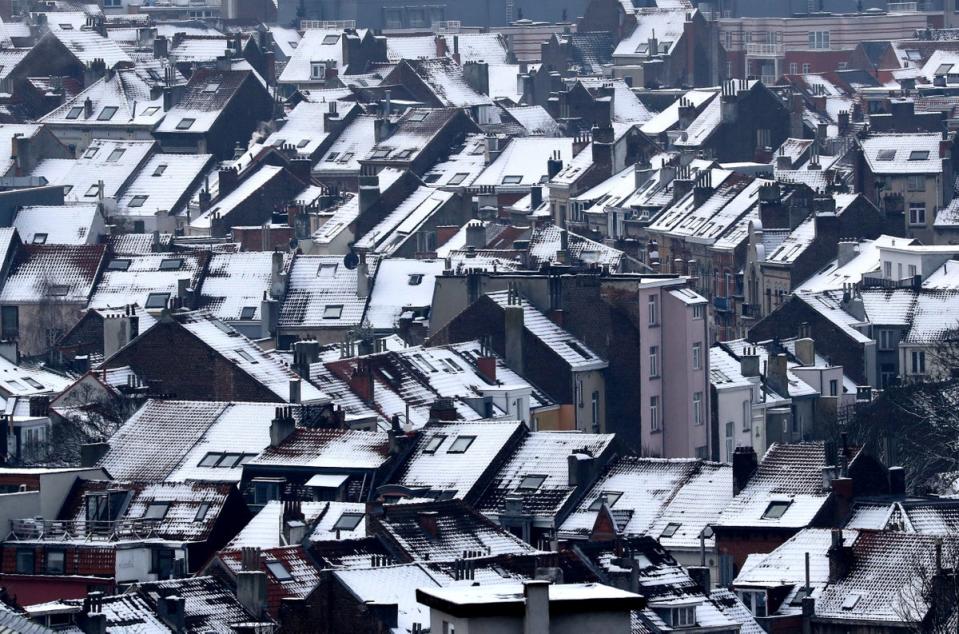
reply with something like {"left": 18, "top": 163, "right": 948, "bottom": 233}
{"left": 269, "top": 407, "right": 296, "bottom": 447}
{"left": 349, "top": 360, "right": 374, "bottom": 402}
{"left": 237, "top": 547, "right": 267, "bottom": 619}
{"left": 827, "top": 529, "right": 853, "bottom": 582}
{"left": 732, "top": 446, "right": 758, "bottom": 495}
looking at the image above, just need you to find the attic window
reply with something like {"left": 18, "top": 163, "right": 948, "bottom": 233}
{"left": 98, "top": 107, "right": 118, "bottom": 121}
{"left": 423, "top": 173, "right": 441, "bottom": 184}
{"left": 516, "top": 474, "right": 546, "bottom": 491}
{"left": 501, "top": 175, "right": 523, "bottom": 185}
{"left": 107, "top": 148, "right": 125, "bottom": 161}
{"left": 32, "top": 233, "right": 47, "bottom": 245}
{"left": 447, "top": 172, "right": 469, "bottom": 186}
{"left": 194, "top": 502, "right": 210, "bottom": 522}
{"left": 370, "top": 149, "right": 392, "bottom": 159}
{"left": 423, "top": 434, "right": 446, "bottom": 454}
{"left": 310, "top": 62, "right": 326, "bottom": 80}
{"left": 323, "top": 304, "right": 343, "bottom": 319}
{"left": 407, "top": 111, "right": 428, "bottom": 122}
{"left": 660, "top": 522, "right": 681, "bottom": 538}
{"left": 332, "top": 512, "right": 364, "bottom": 531}
{"left": 153, "top": 164, "right": 168, "bottom": 176}
{"left": 59, "top": 23, "right": 73, "bottom": 29}
{"left": 234, "top": 349, "right": 258, "bottom": 364}
{"left": 22, "top": 377, "right": 44, "bottom": 390}
{"left": 272, "top": 138, "right": 286, "bottom": 147}
{"left": 159, "top": 258, "right": 183, "bottom": 271}
{"left": 199, "top": 452, "right": 221, "bottom": 467}
{"left": 876, "top": 149, "right": 896, "bottom": 161}
{"left": 48, "top": 285, "right": 70, "bottom": 296}
{"left": 338, "top": 152, "right": 354, "bottom": 163}
{"left": 129, "top": 195, "right": 148, "bottom": 208}
{"left": 176, "top": 118, "right": 196, "bottom": 130}
{"left": 408, "top": 273, "right": 424, "bottom": 286}
{"left": 322, "top": 34, "right": 340, "bottom": 45}
{"left": 395, "top": 149, "right": 414, "bottom": 160}
{"left": 841, "top": 592, "right": 862, "bottom": 610}
{"left": 936, "top": 63, "right": 954, "bottom": 75}
{"left": 588, "top": 491, "right": 623, "bottom": 511}
{"left": 144, "top": 502, "right": 170, "bottom": 520}
{"left": 564, "top": 339, "right": 593, "bottom": 360}
{"left": 107, "top": 259, "right": 131, "bottom": 271}
{"left": 325, "top": 152, "right": 339, "bottom": 162}
{"left": 317, "top": 263, "right": 337, "bottom": 276}
{"left": 84, "top": 148, "right": 99, "bottom": 159}
{"left": 202, "top": 83, "right": 220, "bottom": 92}
{"left": 909, "top": 150, "right": 930, "bottom": 161}
{"left": 240, "top": 306, "right": 256, "bottom": 320}
{"left": 762, "top": 500, "right": 792, "bottom": 520}
{"left": 85, "top": 185, "right": 100, "bottom": 197}
{"left": 447, "top": 435, "right": 476, "bottom": 454}
{"left": 266, "top": 560, "right": 293, "bottom": 582}
{"left": 145, "top": 292, "right": 170, "bottom": 309}
{"left": 141, "top": 106, "right": 160, "bottom": 116}
{"left": 66, "top": 107, "right": 83, "bottom": 119}
{"left": 297, "top": 139, "right": 310, "bottom": 148}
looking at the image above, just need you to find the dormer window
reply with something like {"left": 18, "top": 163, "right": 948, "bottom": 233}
{"left": 32, "top": 233, "right": 47, "bottom": 245}
{"left": 310, "top": 61, "right": 326, "bottom": 80}
{"left": 666, "top": 605, "right": 697, "bottom": 628}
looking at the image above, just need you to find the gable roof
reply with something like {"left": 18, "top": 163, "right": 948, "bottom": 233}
{"left": 0, "top": 243, "right": 105, "bottom": 303}
{"left": 154, "top": 69, "right": 255, "bottom": 134}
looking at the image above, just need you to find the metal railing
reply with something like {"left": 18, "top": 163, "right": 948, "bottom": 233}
{"left": 9, "top": 518, "right": 162, "bottom": 542}
{"left": 300, "top": 19, "right": 355, "bottom": 30}
{"left": 744, "top": 42, "right": 784, "bottom": 56}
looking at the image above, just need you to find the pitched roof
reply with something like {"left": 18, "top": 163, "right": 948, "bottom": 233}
{"left": 278, "top": 255, "right": 364, "bottom": 329}
{"left": 88, "top": 252, "right": 205, "bottom": 310}
{"left": 200, "top": 251, "right": 290, "bottom": 323}
{"left": 155, "top": 69, "right": 254, "bottom": 134}
{"left": 13, "top": 204, "right": 101, "bottom": 245}
{"left": 247, "top": 427, "right": 391, "bottom": 470}
{"left": 861, "top": 133, "right": 944, "bottom": 174}
{"left": 0, "top": 243, "right": 105, "bottom": 303}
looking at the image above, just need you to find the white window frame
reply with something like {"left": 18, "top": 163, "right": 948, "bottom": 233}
{"left": 650, "top": 395, "right": 661, "bottom": 432}
{"left": 693, "top": 391, "right": 704, "bottom": 425}
{"left": 909, "top": 202, "right": 926, "bottom": 226}
{"left": 692, "top": 342, "right": 703, "bottom": 370}
{"left": 648, "top": 295, "right": 659, "bottom": 325}
{"left": 649, "top": 346, "right": 660, "bottom": 378}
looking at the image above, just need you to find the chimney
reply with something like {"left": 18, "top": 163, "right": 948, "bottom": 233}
{"left": 177, "top": 278, "right": 191, "bottom": 309}
{"left": 452, "top": 34, "right": 460, "bottom": 65}
{"left": 84, "top": 97, "right": 94, "bottom": 119}
{"left": 358, "top": 168, "right": 380, "bottom": 215}
{"left": 218, "top": 167, "right": 239, "bottom": 197}
{"left": 687, "top": 566, "right": 711, "bottom": 593}
{"left": 260, "top": 295, "right": 279, "bottom": 339}
{"left": 428, "top": 397, "right": 458, "bottom": 421}
{"left": 888, "top": 466, "right": 906, "bottom": 495}
{"left": 269, "top": 407, "right": 295, "bottom": 447}
{"left": 827, "top": 528, "right": 853, "bottom": 582}
{"left": 832, "top": 476, "right": 854, "bottom": 524}
{"left": 766, "top": 353, "right": 789, "bottom": 397}
{"left": 477, "top": 354, "right": 496, "bottom": 383}
{"left": 567, "top": 452, "right": 596, "bottom": 487}
{"left": 289, "top": 378, "right": 301, "bottom": 404}
{"left": 547, "top": 151, "right": 564, "bottom": 179}
{"left": 836, "top": 241, "right": 858, "bottom": 268}
{"left": 463, "top": 60, "right": 490, "bottom": 95}
{"left": 466, "top": 221, "right": 486, "bottom": 249}
{"left": 504, "top": 296, "right": 525, "bottom": 375}
{"left": 435, "top": 34, "right": 448, "bottom": 57}
{"left": 80, "top": 441, "right": 110, "bottom": 468}
{"left": 484, "top": 134, "right": 503, "bottom": 164}
{"left": 349, "top": 360, "right": 374, "bottom": 402}
{"left": 153, "top": 34, "right": 169, "bottom": 58}
{"left": 237, "top": 567, "right": 268, "bottom": 620}
{"left": 740, "top": 347, "right": 760, "bottom": 377}
{"left": 357, "top": 253, "right": 369, "bottom": 299}
{"left": 293, "top": 339, "right": 320, "bottom": 377}
{"left": 794, "top": 338, "right": 815, "bottom": 366}
{"left": 732, "top": 446, "right": 758, "bottom": 495}
{"left": 417, "top": 511, "right": 439, "bottom": 538}
{"left": 523, "top": 581, "right": 550, "bottom": 634}
{"left": 270, "top": 251, "right": 286, "bottom": 298}
{"left": 156, "top": 595, "right": 186, "bottom": 633}
{"left": 530, "top": 185, "right": 543, "bottom": 210}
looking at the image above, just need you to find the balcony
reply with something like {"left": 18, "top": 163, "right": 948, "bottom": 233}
{"left": 9, "top": 518, "right": 162, "bottom": 542}
{"left": 745, "top": 42, "right": 784, "bottom": 57}
{"left": 713, "top": 296, "right": 731, "bottom": 312}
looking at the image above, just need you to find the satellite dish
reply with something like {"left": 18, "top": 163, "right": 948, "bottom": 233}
{"left": 343, "top": 250, "right": 359, "bottom": 270}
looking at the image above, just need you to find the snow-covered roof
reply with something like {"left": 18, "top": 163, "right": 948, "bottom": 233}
{"left": 116, "top": 152, "right": 213, "bottom": 218}
{"left": 364, "top": 258, "right": 446, "bottom": 330}
{"left": 169, "top": 36, "right": 234, "bottom": 64}
{"left": 613, "top": 7, "right": 688, "bottom": 59}
{"left": 33, "top": 138, "right": 155, "bottom": 203}
{"left": 400, "top": 58, "right": 494, "bottom": 108}
{"left": 41, "top": 68, "right": 165, "bottom": 128}
{"left": 278, "top": 29, "right": 346, "bottom": 83}
{"left": 641, "top": 89, "right": 717, "bottom": 136}
{"left": 860, "top": 132, "right": 944, "bottom": 175}
{"left": 154, "top": 69, "right": 254, "bottom": 134}
{"left": 248, "top": 427, "right": 390, "bottom": 469}
{"left": 50, "top": 28, "right": 132, "bottom": 68}
{"left": 190, "top": 165, "right": 285, "bottom": 230}
{"left": 314, "top": 114, "right": 377, "bottom": 174}
{"left": 503, "top": 105, "right": 561, "bottom": 136}
{"left": 265, "top": 101, "right": 358, "bottom": 158}
{"left": 354, "top": 186, "right": 455, "bottom": 255}
{"left": 200, "top": 251, "right": 290, "bottom": 323}
{"left": 473, "top": 137, "right": 573, "bottom": 191}
{"left": 576, "top": 78, "right": 654, "bottom": 124}
{"left": 13, "top": 204, "right": 101, "bottom": 245}
{"left": 333, "top": 565, "right": 439, "bottom": 633}
{"left": 279, "top": 255, "right": 364, "bottom": 329}
{"left": 88, "top": 252, "right": 203, "bottom": 310}
{"left": 0, "top": 243, "right": 105, "bottom": 303}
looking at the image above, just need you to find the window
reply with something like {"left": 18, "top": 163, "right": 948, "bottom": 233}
{"left": 32, "top": 233, "right": 47, "bottom": 245}
{"left": 395, "top": 149, "right": 414, "bottom": 160}
{"left": 128, "top": 195, "right": 148, "bottom": 208}
{"left": 153, "top": 164, "right": 168, "bottom": 177}
{"left": 310, "top": 62, "right": 326, "bottom": 80}
{"left": 266, "top": 560, "right": 293, "bottom": 582}
{"left": 789, "top": 62, "right": 798, "bottom": 74}
{"left": 370, "top": 149, "right": 391, "bottom": 159}
{"left": 141, "top": 106, "right": 160, "bottom": 116}
{"left": 408, "top": 273, "right": 424, "bottom": 286}
{"left": 408, "top": 110, "right": 429, "bottom": 122}
{"left": 671, "top": 605, "right": 697, "bottom": 627}
{"left": 592, "top": 391, "right": 600, "bottom": 428}
{"left": 908, "top": 150, "right": 930, "bottom": 161}
{"left": 324, "top": 152, "right": 339, "bottom": 162}
{"left": 194, "top": 502, "right": 211, "bottom": 522}
{"left": 202, "top": 83, "right": 220, "bottom": 93}
{"left": 501, "top": 175, "right": 523, "bottom": 185}
{"left": 692, "top": 342, "right": 702, "bottom": 370}
{"left": 802, "top": 63, "right": 811, "bottom": 73}
{"left": 909, "top": 203, "right": 926, "bottom": 226}
{"left": 879, "top": 329, "right": 896, "bottom": 350}
{"left": 649, "top": 346, "right": 659, "bottom": 377}
{"left": 322, "top": 34, "right": 340, "bottom": 45}
{"left": 693, "top": 304, "right": 704, "bottom": 320}
{"left": 333, "top": 512, "right": 364, "bottom": 531}
{"left": 829, "top": 379, "right": 838, "bottom": 396}
{"left": 648, "top": 295, "right": 659, "bottom": 325}
{"left": 85, "top": 184, "right": 100, "bottom": 197}
{"left": 159, "top": 258, "right": 182, "bottom": 271}
{"left": 762, "top": 500, "right": 791, "bottom": 519}
{"left": 447, "top": 435, "right": 475, "bottom": 453}
{"left": 876, "top": 149, "right": 896, "bottom": 161}
{"left": 145, "top": 292, "right": 170, "bottom": 309}
{"left": 176, "top": 118, "right": 196, "bottom": 130}
{"left": 884, "top": 261, "right": 893, "bottom": 278}
{"left": 107, "top": 259, "right": 132, "bottom": 272}
{"left": 908, "top": 175, "right": 925, "bottom": 192}
{"left": 2, "top": 305, "right": 18, "bottom": 339}
{"left": 45, "top": 550, "right": 65, "bottom": 574}
{"left": 808, "top": 31, "right": 830, "bottom": 49}
{"left": 911, "top": 350, "right": 926, "bottom": 375}
{"left": 517, "top": 475, "right": 546, "bottom": 491}
{"left": 908, "top": 264, "right": 917, "bottom": 278}
{"left": 66, "top": 106, "right": 83, "bottom": 119}
{"left": 15, "top": 549, "right": 34, "bottom": 574}
{"left": 323, "top": 304, "right": 343, "bottom": 319}
{"left": 660, "top": 522, "right": 681, "bottom": 538}
{"left": 199, "top": 452, "right": 221, "bottom": 467}
{"left": 144, "top": 502, "right": 170, "bottom": 520}
{"left": 107, "top": 148, "right": 125, "bottom": 161}
{"left": 423, "top": 173, "right": 441, "bottom": 184}
{"left": 48, "top": 285, "right": 69, "bottom": 296}
{"left": 693, "top": 391, "right": 703, "bottom": 425}
{"left": 97, "top": 106, "right": 118, "bottom": 121}
{"left": 240, "top": 306, "right": 256, "bottom": 320}
{"left": 448, "top": 172, "right": 469, "bottom": 186}
{"left": 423, "top": 434, "right": 446, "bottom": 454}
{"left": 234, "top": 349, "right": 258, "bottom": 364}
{"left": 756, "top": 128, "right": 771, "bottom": 148}
{"left": 740, "top": 590, "right": 767, "bottom": 617}
{"left": 588, "top": 491, "right": 623, "bottom": 510}
{"left": 650, "top": 395, "right": 661, "bottom": 431}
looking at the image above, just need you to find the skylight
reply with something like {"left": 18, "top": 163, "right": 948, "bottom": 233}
{"left": 407, "top": 110, "right": 428, "bottom": 122}
{"left": 128, "top": 195, "right": 148, "bottom": 208}
{"left": 516, "top": 474, "right": 546, "bottom": 491}
{"left": 234, "top": 348, "right": 258, "bottom": 364}
{"left": 107, "top": 259, "right": 131, "bottom": 271}
{"left": 85, "top": 185, "right": 100, "bottom": 197}
{"left": 447, "top": 435, "right": 476, "bottom": 454}
{"left": 332, "top": 512, "right": 364, "bottom": 531}
{"left": 240, "top": 306, "right": 256, "bottom": 320}
{"left": 22, "top": 377, "right": 44, "bottom": 390}
{"left": 159, "top": 258, "right": 183, "bottom": 271}
{"left": 370, "top": 148, "right": 392, "bottom": 159}
{"left": 876, "top": 149, "right": 896, "bottom": 161}
{"left": 176, "top": 118, "right": 196, "bottom": 130}
{"left": 107, "top": 148, "right": 125, "bottom": 162}
{"left": 153, "top": 164, "right": 168, "bottom": 176}
{"left": 194, "top": 502, "right": 210, "bottom": 522}
{"left": 762, "top": 500, "right": 792, "bottom": 520}
{"left": 266, "top": 560, "right": 293, "bottom": 582}
{"left": 322, "top": 34, "right": 340, "bottom": 44}
{"left": 144, "top": 502, "right": 170, "bottom": 520}
{"left": 202, "top": 83, "right": 220, "bottom": 92}
{"left": 323, "top": 304, "right": 343, "bottom": 319}
{"left": 408, "top": 273, "right": 424, "bottom": 286}
{"left": 297, "top": 139, "right": 310, "bottom": 148}
{"left": 97, "top": 106, "right": 118, "bottom": 121}
{"left": 423, "top": 434, "right": 446, "bottom": 454}
{"left": 48, "top": 285, "right": 70, "bottom": 296}
{"left": 502, "top": 175, "right": 523, "bottom": 185}
{"left": 32, "top": 233, "right": 47, "bottom": 245}
{"left": 588, "top": 491, "right": 623, "bottom": 511}
{"left": 145, "top": 292, "right": 170, "bottom": 309}
{"left": 141, "top": 106, "right": 160, "bottom": 116}
{"left": 448, "top": 172, "right": 469, "bottom": 186}
{"left": 841, "top": 592, "right": 862, "bottom": 610}
{"left": 660, "top": 522, "right": 681, "bottom": 538}
{"left": 84, "top": 148, "right": 99, "bottom": 159}
{"left": 909, "top": 150, "right": 930, "bottom": 161}
{"left": 66, "top": 107, "right": 83, "bottom": 119}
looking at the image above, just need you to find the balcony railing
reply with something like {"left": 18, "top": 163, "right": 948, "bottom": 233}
{"left": 9, "top": 518, "right": 162, "bottom": 542}
{"left": 744, "top": 42, "right": 784, "bottom": 56}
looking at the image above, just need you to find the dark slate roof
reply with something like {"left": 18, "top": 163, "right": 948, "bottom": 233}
{"left": 567, "top": 32, "right": 616, "bottom": 74}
